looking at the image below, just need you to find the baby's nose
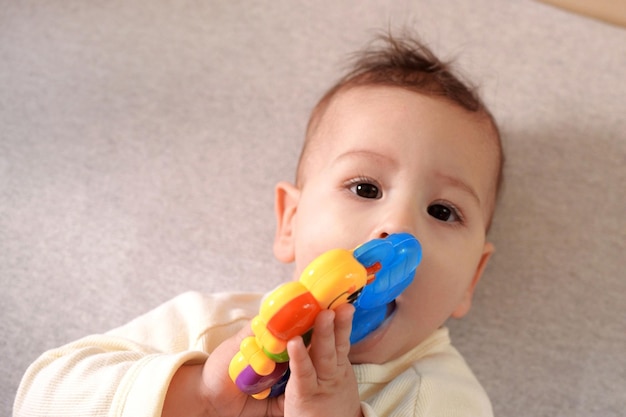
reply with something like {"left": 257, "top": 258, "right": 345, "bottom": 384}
{"left": 372, "top": 195, "right": 420, "bottom": 238}
{"left": 372, "top": 208, "right": 417, "bottom": 240}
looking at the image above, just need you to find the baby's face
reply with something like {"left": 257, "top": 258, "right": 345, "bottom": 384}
{"left": 279, "top": 86, "right": 500, "bottom": 364}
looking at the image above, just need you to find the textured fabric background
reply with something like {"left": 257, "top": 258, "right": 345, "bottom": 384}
{"left": 1, "top": 1, "right": 625, "bottom": 416}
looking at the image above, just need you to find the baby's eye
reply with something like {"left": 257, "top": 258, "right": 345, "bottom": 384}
{"left": 427, "top": 203, "right": 460, "bottom": 223}
{"left": 348, "top": 181, "right": 382, "bottom": 199}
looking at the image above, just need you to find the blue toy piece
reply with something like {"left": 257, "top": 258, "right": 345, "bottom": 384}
{"left": 351, "top": 232, "right": 422, "bottom": 343}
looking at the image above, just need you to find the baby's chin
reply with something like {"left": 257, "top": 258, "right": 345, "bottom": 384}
{"left": 348, "top": 301, "right": 399, "bottom": 364}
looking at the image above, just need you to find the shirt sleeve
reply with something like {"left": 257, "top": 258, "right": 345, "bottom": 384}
{"left": 13, "top": 291, "right": 261, "bottom": 417}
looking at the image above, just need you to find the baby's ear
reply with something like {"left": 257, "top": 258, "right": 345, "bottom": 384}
{"left": 451, "top": 242, "right": 494, "bottom": 318}
{"left": 273, "top": 181, "right": 300, "bottom": 263}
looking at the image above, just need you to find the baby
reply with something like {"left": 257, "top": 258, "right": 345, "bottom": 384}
{"left": 14, "top": 32, "right": 504, "bottom": 417}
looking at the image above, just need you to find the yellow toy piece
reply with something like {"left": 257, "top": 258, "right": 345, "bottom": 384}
{"left": 300, "top": 249, "right": 367, "bottom": 309}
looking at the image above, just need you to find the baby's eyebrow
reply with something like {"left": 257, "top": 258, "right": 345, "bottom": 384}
{"left": 435, "top": 172, "right": 481, "bottom": 206}
{"left": 333, "top": 149, "right": 398, "bottom": 167}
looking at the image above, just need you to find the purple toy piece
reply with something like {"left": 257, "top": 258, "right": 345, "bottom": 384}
{"left": 235, "top": 362, "right": 289, "bottom": 396}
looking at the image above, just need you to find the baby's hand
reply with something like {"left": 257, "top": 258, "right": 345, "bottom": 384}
{"left": 202, "top": 325, "right": 285, "bottom": 416}
{"left": 284, "top": 304, "right": 363, "bottom": 417}
{"left": 164, "top": 324, "right": 284, "bottom": 417}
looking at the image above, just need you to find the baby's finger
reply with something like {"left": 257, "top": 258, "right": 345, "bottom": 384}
{"left": 286, "top": 336, "right": 317, "bottom": 394}
{"left": 308, "top": 309, "right": 339, "bottom": 380}
{"left": 332, "top": 304, "right": 355, "bottom": 364}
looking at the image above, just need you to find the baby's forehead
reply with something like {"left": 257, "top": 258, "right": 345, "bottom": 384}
{"left": 306, "top": 85, "right": 499, "bottom": 156}
{"left": 312, "top": 85, "right": 494, "bottom": 132}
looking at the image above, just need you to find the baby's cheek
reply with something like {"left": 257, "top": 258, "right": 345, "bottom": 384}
{"left": 405, "top": 260, "right": 455, "bottom": 302}
{"left": 295, "top": 222, "right": 344, "bottom": 261}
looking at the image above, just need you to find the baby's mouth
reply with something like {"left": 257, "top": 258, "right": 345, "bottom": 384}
{"left": 369, "top": 300, "right": 396, "bottom": 334}
{"left": 385, "top": 300, "right": 397, "bottom": 320}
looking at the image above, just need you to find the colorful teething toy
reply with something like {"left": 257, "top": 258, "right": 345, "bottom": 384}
{"left": 228, "top": 232, "right": 422, "bottom": 399}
